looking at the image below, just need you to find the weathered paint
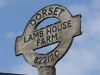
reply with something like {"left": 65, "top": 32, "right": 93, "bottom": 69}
{"left": 15, "top": 4, "right": 82, "bottom": 75}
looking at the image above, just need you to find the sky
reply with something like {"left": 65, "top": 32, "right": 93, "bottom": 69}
{"left": 0, "top": 0, "right": 100, "bottom": 75}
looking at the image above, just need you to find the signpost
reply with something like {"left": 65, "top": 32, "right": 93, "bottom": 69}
{"left": 15, "top": 4, "right": 82, "bottom": 75}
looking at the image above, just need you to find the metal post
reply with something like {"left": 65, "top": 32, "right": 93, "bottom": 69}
{"left": 38, "top": 66, "right": 56, "bottom": 75}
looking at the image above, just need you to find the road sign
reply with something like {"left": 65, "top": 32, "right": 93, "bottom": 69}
{"left": 15, "top": 4, "right": 82, "bottom": 73}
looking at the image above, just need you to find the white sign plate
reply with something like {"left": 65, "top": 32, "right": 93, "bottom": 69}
{"left": 15, "top": 4, "right": 82, "bottom": 68}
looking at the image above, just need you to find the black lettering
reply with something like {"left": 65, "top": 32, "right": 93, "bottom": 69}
{"left": 48, "top": 7, "right": 53, "bottom": 15}
{"left": 34, "top": 57, "right": 39, "bottom": 63}
{"left": 47, "top": 27, "right": 52, "bottom": 35}
{"left": 37, "top": 39, "right": 40, "bottom": 47}
{"left": 41, "top": 38, "right": 46, "bottom": 45}
{"left": 30, "top": 19, "right": 36, "bottom": 25}
{"left": 42, "top": 9, "right": 47, "bottom": 18}
{"left": 58, "top": 8, "right": 65, "bottom": 16}
{"left": 43, "top": 57, "right": 47, "bottom": 63}
{"left": 52, "top": 33, "right": 58, "bottom": 41}
{"left": 63, "top": 22, "right": 67, "bottom": 29}
{"left": 33, "top": 31, "right": 39, "bottom": 39}
{"left": 53, "top": 7, "right": 59, "bottom": 16}
{"left": 55, "top": 50, "right": 59, "bottom": 57}
{"left": 28, "top": 34, "right": 33, "bottom": 41}
{"left": 36, "top": 13, "right": 42, "bottom": 20}
{"left": 39, "top": 30, "right": 43, "bottom": 37}
{"left": 47, "top": 55, "right": 49, "bottom": 63}
{"left": 52, "top": 26, "right": 57, "bottom": 32}
{"left": 50, "top": 54, "right": 54, "bottom": 61}
{"left": 67, "top": 20, "right": 72, "bottom": 28}
{"left": 47, "top": 36, "right": 51, "bottom": 43}
{"left": 38, "top": 57, "right": 42, "bottom": 64}
{"left": 57, "top": 24, "right": 62, "bottom": 31}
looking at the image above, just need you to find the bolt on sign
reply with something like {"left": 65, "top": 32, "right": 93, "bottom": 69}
{"left": 15, "top": 4, "right": 82, "bottom": 73}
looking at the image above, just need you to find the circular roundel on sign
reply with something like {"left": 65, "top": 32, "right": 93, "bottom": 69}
{"left": 15, "top": 4, "right": 82, "bottom": 68}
